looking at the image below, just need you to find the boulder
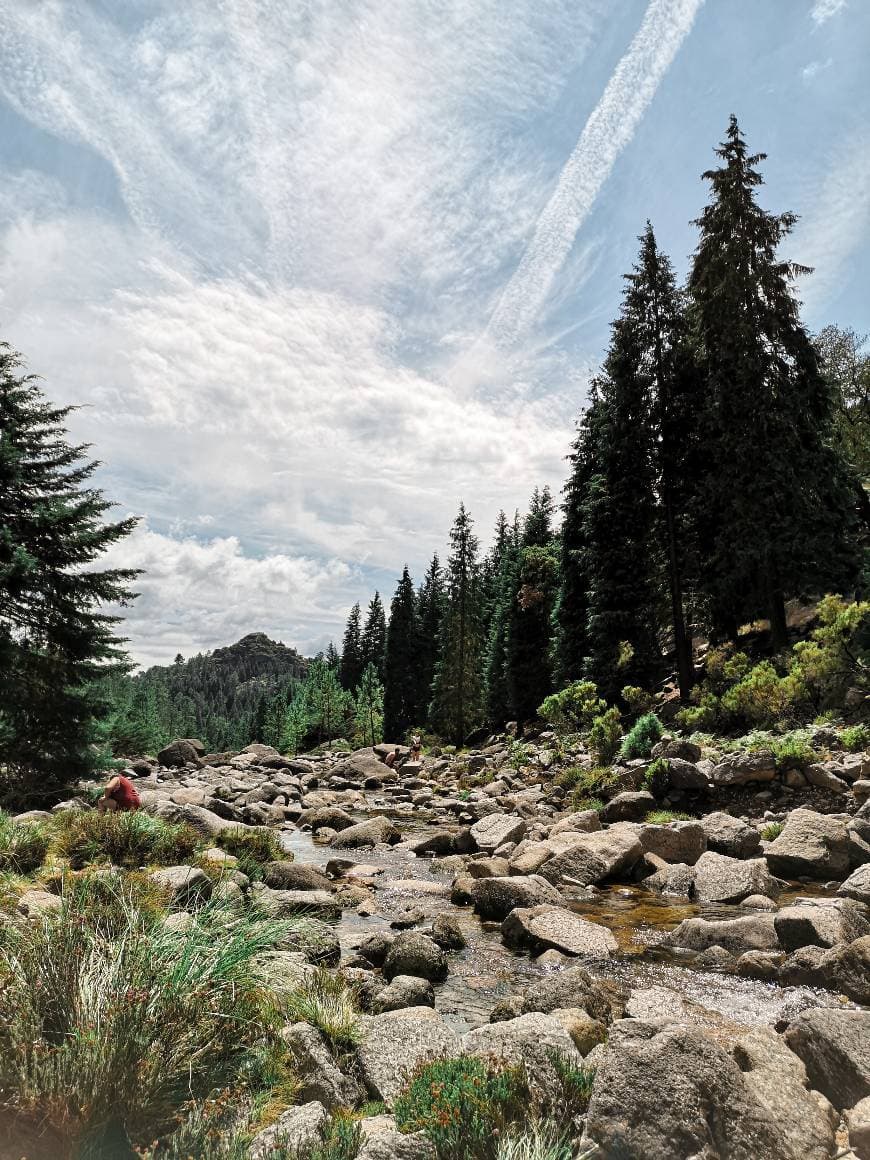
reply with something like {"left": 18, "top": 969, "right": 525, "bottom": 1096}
{"left": 665, "top": 757, "right": 709, "bottom": 790}
{"left": 469, "top": 813, "right": 527, "bottom": 853}
{"left": 157, "top": 739, "right": 203, "bottom": 767}
{"left": 805, "top": 763, "right": 850, "bottom": 793}
{"left": 255, "top": 886, "right": 342, "bottom": 921}
{"left": 784, "top": 1008, "right": 870, "bottom": 1109}
{"left": 297, "top": 806, "right": 356, "bottom": 831}
{"left": 638, "top": 820, "right": 705, "bottom": 864}
{"left": 146, "top": 799, "right": 237, "bottom": 839}
{"left": 330, "top": 817, "right": 401, "bottom": 849}
{"left": 537, "top": 823, "right": 643, "bottom": 886}
{"left": 693, "top": 851, "right": 780, "bottom": 904}
{"left": 281, "top": 1022, "right": 362, "bottom": 1110}
{"left": 428, "top": 914, "right": 467, "bottom": 951}
{"left": 149, "top": 865, "right": 212, "bottom": 909}
{"left": 468, "top": 874, "right": 561, "bottom": 920}
{"left": 355, "top": 1008, "right": 461, "bottom": 1107}
{"left": 271, "top": 916, "right": 341, "bottom": 964}
{"left": 407, "top": 830, "right": 457, "bottom": 856}
{"left": 382, "top": 932, "right": 447, "bottom": 982}
{"left": 710, "top": 750, "right": 777, "bottom": 786}
{"left": 585, "top": 1021, "right": 787, "bottom": 1160}
{"left": 16, "top": 889, "right": 62, "bottom": 918}
{"left": 663, "top": 913, "right": 780, "bottom": 954}
{"left": 463, "top": 1012, "right": 584, "bottom": 1102}
{"left": 765, "top": 809, "right": 851, "bottom": 880}
{"left": 641, "top": 856, "right": 696, "bottom": 897}
{"left": 549, "top": 810, "right": 602, "bottom": 837}
{"left": 819, "top": 935, "right": 870, "bottom": 1005}
{"left": 371, "top": 974, "right": 435, "bottom": 1013}
{"left": 357, "top": 1116, "right": 436, "bottom": 1160}
{"left": 774, "top": 897, "right": 870, "bottom": 951}
{"left": 599, "top": 791, "right": 655, "bottom": 824}
{"left": 502, "top": 905, "right": 618, "bottom": 957}
{"left": 249, "top": 1101, "right": 327, "bottom": 1158}
{"left": 520, "top": 964, "right": 624, "bottom": 1024}
{"left": 263, "top": 862, "right": 333, "bottom": 892}
{"left": 701, "top": 811, "right": 762, "bottom": 858}
{"left": 847, "top": 1096, "right": 870, "bottom": 1160}
{"left": 841, "top": 864, "right": 870, "bottom": 905}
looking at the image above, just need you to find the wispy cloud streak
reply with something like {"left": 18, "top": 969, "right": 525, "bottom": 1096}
{"left": 486, "top": 0, "right": 704, "bottom": 347}
{"left": 810, "top": 0, "right": 848, "bottom": 26}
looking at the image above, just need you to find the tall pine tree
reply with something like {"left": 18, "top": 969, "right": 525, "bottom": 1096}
{"left": 505, "top": 489, "right": 558, "bottom": 721}
{"left": 484, "top": 515, "right": 520, "bottom": 724}
{"left": 430, "top": 504, "right": 485, "bottom": 743}
{"left": 416, "top": 553, "right": 446, "bottom": 716}
{"left": 383, "top": 566, "right": 420, "bottom": 738}
{"left": 0, "top": 342, "right": 139, "bottom": 801}
{"left": 339, "top": 603, "right": 364, "bottom": 691}
{"left": 361, "top": 592, "right": 387, "bottom": 681}
{"left": 689, "top": 116, "right": 859, "bottom": 647}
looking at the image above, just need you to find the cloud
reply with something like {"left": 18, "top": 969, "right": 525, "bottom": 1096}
{"left": 485, "top": 0, "right": 704, "bottom": 348}
{"left": 801, "top": 58, "right": 832, "bottom": 81}
{"left": 810, "top": 0, "right": 848, "bottom": 25}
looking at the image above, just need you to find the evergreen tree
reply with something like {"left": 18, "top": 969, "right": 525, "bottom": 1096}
{"left": 361, "top": 592, "right": 387, "bottom": 681}
{"left": 689, "top": 116, "right": 859, "bottom": 647}
{"left": 339, "top": 603, "right": 364, "bottom": 691}
{"left": 416, "top": 553, "right": 446, "bottom": 715}
{"left": 0, "top": 343, "right": 139, "bottom": 801}
{"left": 505, "top": 489, "right": 558, "bottom": 721}
{"left": 304, "top": 658, "right": 349, "bottom": 744}
{"left": 484, "top": 517, "right": 520, "bottom": 724}
{"left": 354, "top": 661, "right": 384, "bottom": 746}
{"left": 281, "top": 693, "right": 309, "bottom": 755}
{"left": 815, "top": 324, "right": 870, "bottom": 527}
{"left": 481, "top": 509, "right": 511, "bottom": 635}
{"left": 383, "top": 566, "right": 420, "bottom": 738}
{"left": 325, "top": 640, "right": 340, "bottom": 672}
{"left": 430, "top": 504, "right": 485, "bottom": 742}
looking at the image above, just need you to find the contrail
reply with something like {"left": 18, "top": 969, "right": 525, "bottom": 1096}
{"left": 487, "top": 0, "right": 704, "bottom": 347}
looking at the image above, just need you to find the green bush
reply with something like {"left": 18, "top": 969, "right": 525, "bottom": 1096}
{"left": 642, "top": 757, "right": 670, "bottom": 797}
{"left": 394, "top": 1056, "right": 528, "bottom": 1160}
{"left": 570, "top": 795, "right": 605, "bottom": 813}
{"left": 0, "top": 811, "right": 50, "bottom": 875}
{"left": 760, "top": 822, "right": 784, "bottom": 842}
{"left": 769, "top": 730, "right": 815, "bottom": 770}
{"left": 52, "top": 809, "right": 200, "bottom": 869}
{"left": 674, "top": 704, "right": 716, "bottom": 733}
{"left": 620, "top": 713, "right": 663, "bottom": 760}
{"left": 538, "top": 681, "right": 606, "bottom": 734}
{"left": 621, "top": 686, "right": 654, "bottom": 717}
{"left": 0, "top": 884, "right": 289, "bottom": 1153}
{"left": 841, "top": 724, "right": 869, "bottom": 751}
{"left": 557, "top": 765, "right": 616, "bottom": 798}
{"left": 283, "top": 968, "right": 361, "bottom": 1056}
{"left": 589, "top": 708, "right": 622, "bottom": 766}
{"left": 548, "top": 1054, "right": 596, "bottom": 1121}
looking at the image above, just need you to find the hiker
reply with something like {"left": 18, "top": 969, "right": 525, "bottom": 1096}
{"left": 384, "top": 746, "right": 401, "bottom": 769}
{"left": 410, "top": 734, "right": 422, "bottom": 764}
{"left": 97, "top": 773, "right": 141, "bottom": 813}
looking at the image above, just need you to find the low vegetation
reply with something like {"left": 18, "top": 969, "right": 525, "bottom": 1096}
{"left": 283, "top": 969, "right": 361, "bottom": 1057}
{"left": 52, "top": 808, "right": 200, "bottom": 870}
{"left": 0, "top": 811, "right": 50, "bottom": 875}
{"left": 620, "top": 712, "right": 663, "bottom": 760}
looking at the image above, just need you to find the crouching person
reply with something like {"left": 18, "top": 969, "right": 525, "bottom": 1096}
{"left": 97, "top": 773, "right": 141, "bottom": 813}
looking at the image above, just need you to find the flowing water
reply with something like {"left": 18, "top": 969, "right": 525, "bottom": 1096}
{"left": 279, "top": 819, "right": 841, "bottom": 1037}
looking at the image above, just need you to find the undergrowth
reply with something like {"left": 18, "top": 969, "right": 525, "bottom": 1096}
{"left": 52, "top": 809, "right": 200, "bottom": 870}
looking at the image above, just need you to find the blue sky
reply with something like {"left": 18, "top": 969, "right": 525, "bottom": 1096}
{"left": 1, "top": 0, "right": 867, "bottom": 665}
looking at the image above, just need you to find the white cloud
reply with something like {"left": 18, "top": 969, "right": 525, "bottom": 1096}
{"left": 485, "top": 0, "right": 704, "bottom": 347}
{"left": 810, "top": 0, "right": 848, "bottom": 25}
{"left": 801, "top": 58, "right": 832, "bottom": 81}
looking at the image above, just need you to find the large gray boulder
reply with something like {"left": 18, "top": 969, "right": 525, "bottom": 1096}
{"left": 254, "top": 885, "right": 342, "bottom": 921}
{"left": 263, "top": 861, "right": 333, "bottom": 891}
{"left": 463, "top": 1012, "right": 584, "bottom": 1102}
{"left": 638, "top": 820, "right": 705, "bottom": 865}
{"left": 149, "top": 865, "right": 212, "bottom": 909}
{"left": 468, "top": 874, "right": 560, "bottom": 920}
{"left": 765, "top": 809, "right": 852, "bottom": 880}
{"left": 821, "top": 935, "right": 870, "bottom": 1004}
{"left": 355, "top": 1008, "right": 461, "bottom": 1107}
{"left": 371, "top": 975, "right": 435, "bottom": 1013}
{"left": 710, "top": 750, "right": 777, "bottom": 786}
{"left": 147, "top": 799, "right": 236, "bottom": 839}
{"left": 520, "top": 964, "right": 624, "bottom": 1024}
{"left": 693, "top": 851, "right": 781, "bottom": 904}
{"left": 847, "top": 1096, "right": 870, "bottom": 1160}
{"left": 270, "top": 916, "right": 341, "bottom": 964}
{"left": 537, "top": 823, "right": 643, "bottom": 886}
{"left": 296, "top": 806, "right": 356, "bottom": 831}
{"left": 665, "top": 757, "right": 709, "bottom": 790}
{"left": 784, "top": 1008, "right": 870, "bottom": 1110}
{"left": 501, "top": 905, "right": 618, "bottom": 957}
{"left": 330, "top": 816, "right": 401, "bottom": 849}
{"left": 840, "top": 864, "right": 870, "bottom": 904}
{"left": 382, "top": 932, "right": 447, "bottom": 982}
{"left": 469, "top": 813, "right": 527, "bottom": 852}
{"left": 599, "top": 791, "right": 655, "bottom": 824}
{"left": 774, "top": 897, "right": 870, "bottom": 951}
{"left": 701, "top": 811, "right": 762, "bottom": 858}
{"left": 663, "top": 913, "right": 780, "bottom": 954}
{"left": 158, "top": 739, "right": 204, "bottom": 767}
{"left": 249, "top": 1101, "right": 327, "bottom": 1158}
{"left": 357, "top": 1116, "right": 435, "bottom": 1160}
{"left": 281, "top": 1022, "right": 362, "bottom": 1110}
{"left": 585, "top": 1021, "right": 791, "bottom": 1159}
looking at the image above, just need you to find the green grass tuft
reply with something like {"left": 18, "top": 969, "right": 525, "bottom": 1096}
{"left": 283, "top": 967, "right": 361, "bottom": 1056}
{"left": 760, "top": 822, "right": 784, "bottom": 842}
{"left": 0, "top": 810, "right": 50, "bottom": 875}
{"left": 52, "top": 808, "right": 200, "bottom": 869}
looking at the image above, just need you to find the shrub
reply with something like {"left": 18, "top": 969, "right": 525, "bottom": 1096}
{"left": 791, "top": 595, "right": 870, "bottom": 705}
{"left": 283, "top": 968, "right": 361, "bottom": 1056}
{"left": 557, "top": 765, "right": 616, "bottom": 799}
{"left": 841, "top": 724, "right": 869, "bottom": 752}
{"left": 621, "top": 686, "right": 653, "bottom": 717}
{"left": 394, "top": 1056, "right": 528, "bottom": 1160}
{"left": 589, "top": 708, "right": 622, "bottom": 766}
{"left": 674, "top": 704, "right": 716, "bottom": 733}
{"left": 620, "top": 713, "right": 663, "bottom": 760}
{"left": 642, "top": 758, "right": 670, "bottom": 797}
{"left": 548, "top": 1054, "right": 596, "bottom": 1122}
{"left": 0, "top": 884, "right": 290, "bottom": 1154}
{"left": 769, "top": 730, "right": 815, "bottom": 770}
{"left": 570, "top": 795, "right": 605, "bottom": 813}
{"left": 538, "top": 681, "right": 606, "bottom": 734}
{"left": 505, "top": 741, "right": 532, "bottom": 771}
{"left": 52, "top": 809, "right": 200, "bottom": 870}
{"left": 301, "top": 1114, "right": 362, "bottom": 1160}
{"left": 760, "top": 822, "right": 784, "bottom": 842}
{"left": 0, "top": 811, "right": 50, "bottom": 875}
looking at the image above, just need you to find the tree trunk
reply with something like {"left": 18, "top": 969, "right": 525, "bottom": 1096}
{"left": 769, "top": 588, "right": 789, "bottom": 651}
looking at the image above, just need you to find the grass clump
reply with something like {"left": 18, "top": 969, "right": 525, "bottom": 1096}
{"left": 495, "top": 1123, "right": 577, "bottom": 1160}
{"left": 0, "top": 810, "right": 50, "bottom": 875}
{"left": 548, "top": 1053, "right": 596, "bottom": 1121}
{"left": 642, "top": 757, "right": 670, "bottom": 796}
{"left": 841, "top": 724, "right": 869, "bottom": 751}
{"left": 645, "top": 809, "right": 693, "bottom": 824}
{"left": 0, "top": 879, "right": 289, "bottom": 1154}
{"left": 570, "top": 795, "right": 605, "bottom": 813}
{"left": 395, "top": 1056, "right": 528, "bottom": 1160}
{"left": 217, "top": 826, "right": 284, "bottom": 880}
{"left": 52, "top": 808, "right": 200, "bottom": 870}
{"left": 760, "top": 822, "right": 784, "bottom": 841}
{"left": 620, "top": 713, "right": 663, "bottom": 761}
{"left": 283, "top": 967, "right": 361, "bottom": 1056}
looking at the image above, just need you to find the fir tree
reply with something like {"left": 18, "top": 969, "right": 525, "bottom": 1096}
{"left": 484, "top": 517, "right": 520, "bottom": 724}
{"left": 304, "top": 658, "right": 349, "bottom": 744}
{"left": 354, "top": 661, "right": 384, "bottom": 746}
{"left": 0, "top": 343, "right": 139, "bottom": 801}
{"left": 383, "top": 566, "right": 420, "bottom": 739}
{"left": 339, "top": 603, "right": 364, "bottom": 691}
{"left": 430, "top": 504, "right": 485, "bottom": 743}
{"left": 281, "top": 693, "right": 309, "bottom": 755}
{"left": 505, "top": 489, "right": 558, "bottom": 721}
{"left": 361, "top": 592, "right": 387, "bottom": 681}
{"left": 416, "top": 553, "right": 446, "bottom": 715}
{"left": 689, "top": 116, "right": 859, "bottom": 647}
{"left": 325, "top": 641, "right": 340, "bottom": 672}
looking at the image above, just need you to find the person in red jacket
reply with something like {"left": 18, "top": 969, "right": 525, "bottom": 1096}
{"left": 97, "top": 774, "right": 141, "bottom": 813}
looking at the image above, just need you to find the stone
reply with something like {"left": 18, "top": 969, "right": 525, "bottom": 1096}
{"left": 468, "top": 874, "right": 561, "bottom": 920}
{"left": 548, "top": 1007, "right": 607, "bottom": 1055}
{"left": 585, "top": 1021, "right": 786, "bottom": 1160}
{"left": 841, "top": 864, "right": 870, "bottom": 904}
{"left": 355, "top": 1008, "right": 461, "bottom": 1107}
{"left": 249, "top": 1101, "right": 328, "bottom": 1158}
{"left": 599, "top": 791, "right": 656, "bottom": 824}
{"left": 805, "top": 763, "right": 850, "bottom": 793}
{"left": 820, "top": 935, "right": 870, "bottom": 1004}
{"left": 271, "top": 916, "right": 341, "bottom": 964}
{"left": 693, "top": 851, "right": 781, "bottom": 904}
{"left": 263, "top": 861, "right": 333, "bottom": 891}
{"left": 549, "top": 809, "right": 602, "bottom": 837}
{"left": 847, "top": 1096, "right": 870, "bottom": 1160}
{"left": 428, "top": 913, "right": 466, "bottom": 950}
{"left": 296, "top": 806, "right": 356, "bottom": 831}
{"left": 784, "top": 1008, "right": 870, "bottom": 1109}
{"left": 774, "top": 897, "right": 870, "bottom": 951}
{"left": 665, "top": 757, "right": 709, "bottom": 790}
{"left": 157, "top": 739, "right": 203, "bottom": 767}
{"left": 735, "top": 950, "right": 786, "bottom": 982}
{"left": 382, "top": 932, "right": 447, "bottom": 982}
{"left": 371, "top": 974, "right": 435, "bottom": 1012}
{"left": 465, "top": 856, "right": 510, "bottom": 879}
{"left": 16, "top": 889, "right": 62, "bottom": 918}
{"left": 765, "top": 809, "right": 851, "bottom": 880}
{"left": 330, "top": 817, "right": 401, "bottom": 849}
{"left": 710, "top": 750, "right": 777, "bottom": 786}
{"left": 742, "top": 893, "right": 778, "bottom": 910}
{"left": 469, "top": 813, "right": 527, "bottom": 853}
{"left": 501, "top": 905, "right": 618, "bottom": 957}
{"left": 520, "top": 964, "right": 624, "bottom": 1024}
{"left": 537, "top": 823, "right": 643, "bottom": 886}
{"left": 255, "top": 886, "right": 342, "bottom": 921}
{"left": 357, "top": 932, "right": 395, "bottom": 966}
{"left": 701, "top": 811, "right": 762, "bottom": 858}
{"left": 357, "top": 1116, "right": 436, "bottom": 1160}
{"left": 149, "top": 865, "right": 212, "bottom": 908}
{"left": 463, "top": 1012, "right": 584, "bottom": 1102}
{"left": 663, "top": 913, "right": 780, "bottom": 954}
{"left": 637, "top": 820, "right": 705, "bottom": 864}
{"left": 281, "top": 1022, "right": 362, "bottom": 1110}
{"left": 407, "top": 830, "right": 457, "bottom": 856}
{"left": 853, "top": 780, "right": 870, "bottom": 805}
{"left": 641, "top": 857, "right": 696, "bottom": 897}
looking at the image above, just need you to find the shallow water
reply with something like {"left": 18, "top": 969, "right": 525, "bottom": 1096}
{"left": 279, "top": 822, "right": 840, "bottom": 1036}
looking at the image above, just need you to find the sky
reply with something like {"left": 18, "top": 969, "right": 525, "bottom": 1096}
{"left": 1, "top": 0, "right": 868, "bottom": 667}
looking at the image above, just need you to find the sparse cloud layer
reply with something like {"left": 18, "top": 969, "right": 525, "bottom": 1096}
{"left": 0, "top": 1, "right": 867, "bottom": 663}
